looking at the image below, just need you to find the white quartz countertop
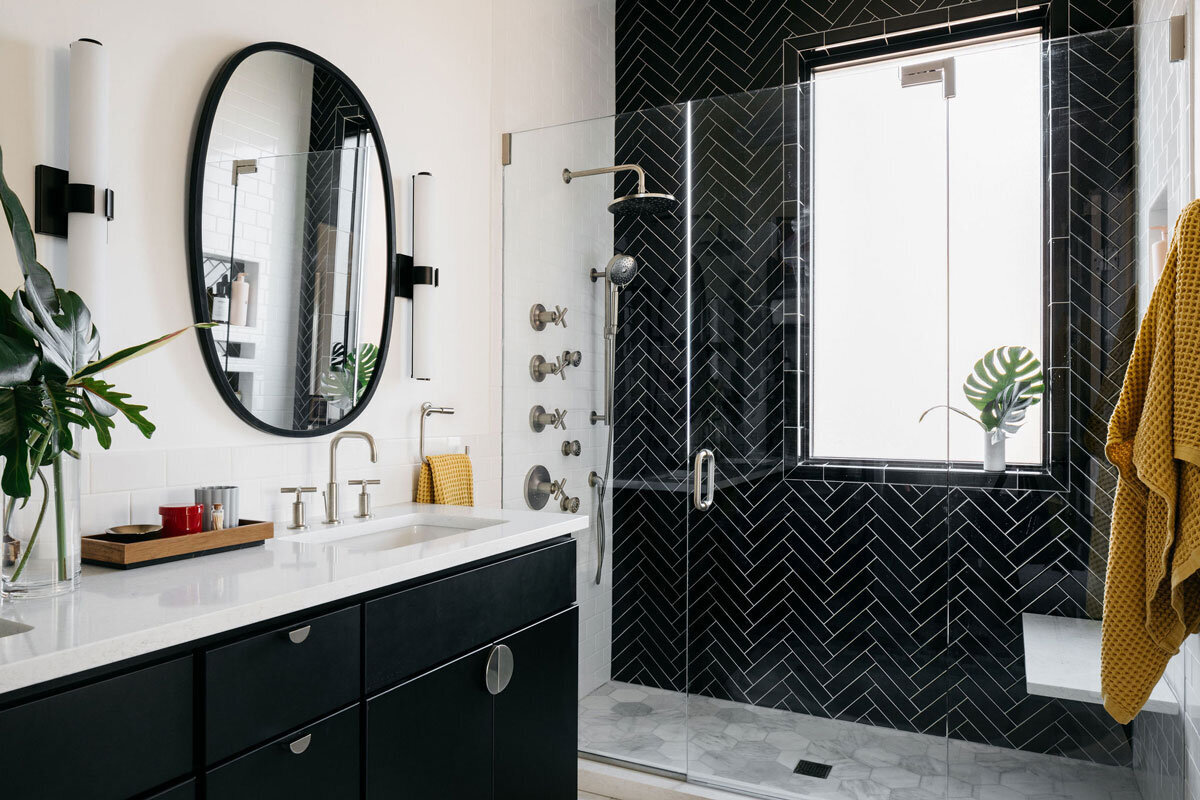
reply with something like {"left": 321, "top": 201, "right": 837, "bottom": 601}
{"left": 0, "top": 503, "right": 586, "bottom": 695}
{"left": 1022, "top": 612, "right": 1177, "bottom": 715}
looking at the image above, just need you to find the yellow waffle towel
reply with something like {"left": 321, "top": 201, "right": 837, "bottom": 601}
{"left": 1102, "top": 199, "right": 1200, "bottom": 723}
{"left": 416, "top": 454, "right": 474, "bottom": 506}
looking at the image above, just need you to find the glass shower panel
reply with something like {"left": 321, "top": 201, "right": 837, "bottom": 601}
{"left": 943, "top": 22, "right": 1184, "bottom": 800}
{"left": 683, "top": 73, "right": 953, "bottom": 798}
{"left": 499, "top": 111, "right": 693, "bottom": 777}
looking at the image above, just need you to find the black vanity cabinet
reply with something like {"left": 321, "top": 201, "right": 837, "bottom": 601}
{"left": 0, "top": 536, "right": 577, "bottom": 800}
{"left": 366, "top": 607, "right": 578, "bottom": 799}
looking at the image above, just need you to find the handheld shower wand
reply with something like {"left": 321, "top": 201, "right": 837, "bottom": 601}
{"left": 588, "top": 254, "right": 638, "bottom": 585}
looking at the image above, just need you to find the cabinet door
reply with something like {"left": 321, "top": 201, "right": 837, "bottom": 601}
{"left": 493, "top": 607, "right": 578, "bottom": 800}
{"left": 366, "top": 644, "right": 493, "bottom": 799}
{"left": 0, "top": 656, "right": 193, "bottom": 800}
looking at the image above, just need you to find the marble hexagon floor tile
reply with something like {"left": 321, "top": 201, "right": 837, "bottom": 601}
{"left": 579, "top": 682, "right": 1140, "bottom": 800}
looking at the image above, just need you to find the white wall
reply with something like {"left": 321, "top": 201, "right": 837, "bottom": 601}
{"left": 490, "top": 0, "right": 617, "bottom": 698}
{"left": 0, "top": 0, "right": 503, "bottom": 528}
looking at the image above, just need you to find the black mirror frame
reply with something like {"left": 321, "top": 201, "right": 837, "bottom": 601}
{"left": 186, "top": 41, "right": 396, "bottom": 438}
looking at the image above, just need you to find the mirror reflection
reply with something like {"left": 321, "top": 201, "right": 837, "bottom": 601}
{"left": 196, "top": 50, "right": 388, "bottom": 432}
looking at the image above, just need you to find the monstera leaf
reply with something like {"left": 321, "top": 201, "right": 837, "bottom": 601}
{"left": 321, "top": 343, "right": 378, "bottom": 410}
{"left": 920, "top": 345, "right": 1045, "bottom": 441}
{"left": 963, "top": 346, "right": 1043, "bottom": 414}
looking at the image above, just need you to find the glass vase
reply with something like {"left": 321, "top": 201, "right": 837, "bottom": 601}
{"left": 1, "top": 453, "right": 81, "bottom": 599}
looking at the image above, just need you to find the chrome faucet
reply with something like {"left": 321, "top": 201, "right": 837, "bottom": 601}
{"left": 324, "top": 431, "right": 378, "bottom": 524}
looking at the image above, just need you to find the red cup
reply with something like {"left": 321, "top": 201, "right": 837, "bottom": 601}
{"left": 159, "top": 504, "right": 203, "bottom": 537}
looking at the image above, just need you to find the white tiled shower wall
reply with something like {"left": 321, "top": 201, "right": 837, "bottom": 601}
{"left": 1132, "top": 2, "right": 1196, "bottom": 798}
{"left": 501, "top": 117, "right": 616, "bottom": 698}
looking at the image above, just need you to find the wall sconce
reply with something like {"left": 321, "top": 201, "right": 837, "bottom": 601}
{"left": 395, "top": 171, "right": 437, "bottom": 381}
{"left": 34, "top": 38, "right": 112, "bottom": 328}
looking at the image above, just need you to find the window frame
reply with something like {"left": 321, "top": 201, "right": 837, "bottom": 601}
{"left": 785, "top": 17, "right": 1068, "bottom": 490}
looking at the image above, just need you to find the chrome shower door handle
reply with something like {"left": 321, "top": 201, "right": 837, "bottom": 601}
{"left": 693, "top": 449, "right": 715, "bottom": 511}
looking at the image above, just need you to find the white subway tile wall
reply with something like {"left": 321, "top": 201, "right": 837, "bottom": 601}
{"left": 502, "top": 116, "right": 615, "bottom": 698}
{"left": 79, "top": 435, "right": 501, "bottom": 534}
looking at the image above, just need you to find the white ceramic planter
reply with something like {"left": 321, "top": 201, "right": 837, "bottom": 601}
{"left": 983, "top": 432, "right": 1006, "bottom": 472}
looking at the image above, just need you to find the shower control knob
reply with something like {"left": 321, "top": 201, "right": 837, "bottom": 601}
{"left": 559, "top": 495, "right": 581, "bottom": 514}
{"left": 561, "top": 439, "right": 582, "bottom": 457}
{"left": 530, "top": 303, "right": 568, "bottom": 331}
{"left": 562, "top": 350, "right": 582, "bottom": 368}
{"left": 529, "top": 405, "right": 568, "bottom": 433}
{"left": 530, "top": 353, "right": 565, "bottom": 382}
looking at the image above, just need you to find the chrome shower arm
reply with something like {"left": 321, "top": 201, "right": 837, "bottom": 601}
{"left": 562, "top": 164, "right": 647, "bottom": 195}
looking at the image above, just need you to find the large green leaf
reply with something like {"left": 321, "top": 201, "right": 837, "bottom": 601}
{"left": 0, "top": 331, "right": 38, "bottom": 387}
{"left": 70, "top": 323, "right": 216, "bottom": 383}
{"left": 11, "top": 286, "right": 99, "bottom": 380}
{"left": 346, "top": 342, "right": 378, "bottom": 398}
{"left": 80, "top": 392, "right": 115, "bottom": 449}
{"left": 76, "top": 377, "right": 154, "bottom": 439}
{"left": 0, "top": 384, "right": 51, "bottom": 498}
{"left": 963, "top": 347, "right": 1044, "bottom": 415}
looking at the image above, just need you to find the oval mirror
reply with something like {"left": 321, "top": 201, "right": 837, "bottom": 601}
{"left": 187, "top": 43, "right": 395, "bottom": 436}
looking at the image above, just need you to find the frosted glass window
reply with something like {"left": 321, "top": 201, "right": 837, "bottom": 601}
{"left": 809, "top": 34, "right": 1044, "bottom": 465}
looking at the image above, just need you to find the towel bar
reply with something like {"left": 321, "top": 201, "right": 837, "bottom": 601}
{"left": 419, "top": 402, "right": 470, "bottom": 462}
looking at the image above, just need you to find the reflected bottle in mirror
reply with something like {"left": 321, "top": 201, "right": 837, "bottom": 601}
{"left": 210, "top": 273, "right": 231, "bottom": 323}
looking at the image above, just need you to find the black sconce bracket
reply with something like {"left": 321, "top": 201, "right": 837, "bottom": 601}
{"left": 394, "top": 252, "right": 438, "bottom": 299}
{"left": 34, "top": 164, "right": 114, "bottom": 238}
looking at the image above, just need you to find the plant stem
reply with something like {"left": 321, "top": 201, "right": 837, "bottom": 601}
{"left": 9, "top": 469, "right": 50, "bottom": 583}
{"left": 52, "top": 455, "right": 66, "bottom": 581}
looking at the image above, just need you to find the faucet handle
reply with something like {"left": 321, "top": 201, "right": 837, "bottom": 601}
{"left": 553, "top": 408, "right": 568, "bottom": 430}
{"left": 348, "top": 479, "right": 379, "bottom": 519}
{"left": 281, "top": 487, "right": 317, "bottom": 530}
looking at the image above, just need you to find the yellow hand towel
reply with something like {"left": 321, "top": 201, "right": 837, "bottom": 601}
{"left": 1102, "top": 198, "right": 1200, "bottom": 723}
{"left": 416, "top": 453, "right": 474, "bottom": 506}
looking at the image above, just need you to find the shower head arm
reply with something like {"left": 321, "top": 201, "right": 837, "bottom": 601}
{"left": 562, "top": 164, "right": 647, "bottom": 195}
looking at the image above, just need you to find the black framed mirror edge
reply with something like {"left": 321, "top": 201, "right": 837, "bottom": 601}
{"left": 186, "top": 41, "right": 398, "bottom": 438}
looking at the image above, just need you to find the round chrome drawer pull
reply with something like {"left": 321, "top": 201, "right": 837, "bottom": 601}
{"left": 288, "top": 734, "right": 312, "bottom": 755}
{"left": 485, "top": 644, "right": 514, "bottom": 695}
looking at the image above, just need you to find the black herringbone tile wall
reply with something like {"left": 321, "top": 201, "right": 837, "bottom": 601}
{"left": 610, "top": 0, "right": 1138, "bottom": 769}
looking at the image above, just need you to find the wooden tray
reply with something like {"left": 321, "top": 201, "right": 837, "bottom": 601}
{"left": 82, "top": 519, "right": 274, "bottom": 569}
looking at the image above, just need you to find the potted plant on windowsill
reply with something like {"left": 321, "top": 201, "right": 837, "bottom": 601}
{"left": 920, "top": 346, "right": 1045, "bottom": 472}
{"left": 0, "top": 146, "right": 212, "bottom": 598}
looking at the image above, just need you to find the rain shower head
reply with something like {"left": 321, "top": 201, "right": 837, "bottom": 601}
{"left": 563, "top": 164, "right": 678, "bottom": 217}
{"left": 609, "top": 192, "right": 677, "bottom": 217}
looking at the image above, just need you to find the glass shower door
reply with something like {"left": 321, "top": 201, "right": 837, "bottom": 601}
{"left": 682, "top": 62, "right": 955, "bottom": 797}
{"left": 499, "top": 108, "right": 694, "bottom": 778}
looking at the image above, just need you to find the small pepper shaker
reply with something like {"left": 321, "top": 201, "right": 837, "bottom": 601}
{"left": 211, "top": 502, "right": 225, "bottom": 531}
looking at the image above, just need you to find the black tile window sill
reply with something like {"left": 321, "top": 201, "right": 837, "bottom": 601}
{"left": 785, "top": 460, "right": 1067, "bottom": 491}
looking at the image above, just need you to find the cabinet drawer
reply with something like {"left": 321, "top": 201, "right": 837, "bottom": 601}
{"left": 365, "top": 538, "right": 575, "bottom": 691}
{"left": 205, "top": 605, "right": 360, "bottom": 763}
{"left": 147, "top": 778, "right": 196, "bottom": 800}
{"left": 0, "top": 657, "right": 193, "bottom": 800}
{"left": 205, "top": 704, "right": 360, "bottom": 800}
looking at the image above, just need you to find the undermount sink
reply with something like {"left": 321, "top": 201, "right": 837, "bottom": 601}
{"left": 285, "top": 514, "right": 506, "bottom": 553}
{"left": 0, "top": 618, "right": 33, "bottom": 638}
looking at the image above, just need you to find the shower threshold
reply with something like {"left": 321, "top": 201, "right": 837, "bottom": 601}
{"left": 578, "top": 681, "right": 1140, "bottom": 800}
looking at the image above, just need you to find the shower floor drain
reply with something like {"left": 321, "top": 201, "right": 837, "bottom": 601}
{"left": 793, "top": 759, "right": 833, "bottom": 779}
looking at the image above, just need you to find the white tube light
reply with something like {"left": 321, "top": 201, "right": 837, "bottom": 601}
{"left": 411, "top": 171, "right": 436, "bottom": 381}
{"left": 68, "top": 38, "right": 109, "bottom": 332}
